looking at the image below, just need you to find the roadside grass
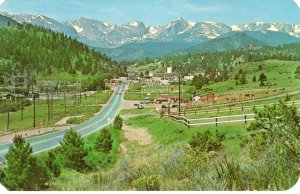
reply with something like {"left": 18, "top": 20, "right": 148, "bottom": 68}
{"left": 0, "top": 91, "right": 111, "bottom": 133}
{"left": 125, "top": 115, "right": 249, "bottom": 150}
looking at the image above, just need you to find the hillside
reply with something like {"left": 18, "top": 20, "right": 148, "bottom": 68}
{"left": 0, "top": 24, "right": 119, "bottom": 78}
{"left": 0, "top": 14, "right": 18, "bottom": 27}
{"left": 98, "top": 42, "right": 194, "bottom": 61}
{"left": 183, "top": 31, "right": 300, "bottom": 54}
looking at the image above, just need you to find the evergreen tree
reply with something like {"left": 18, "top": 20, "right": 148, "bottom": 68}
{"left": 258, "top": 73, "right": 267, "bottom": 82}
{"left": 45, "top": 150, "right": 61, "bottom": 178}
{"left": 60, "top": 129, "right": 89, "bottom": 172}
{"left": 113, "top": 115, "right": 123, "bottom": 130}
{"left": 2, "top": 135, "right": 49, "bottom": 191}
{"left": 252, "top": 75, "right": 257, "bottom": 82}
{"left": 95, "top": 128, "right": 113, "bottom": 153}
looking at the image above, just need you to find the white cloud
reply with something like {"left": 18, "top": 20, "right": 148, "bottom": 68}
{"left": 293, "top": 0, "right": 300, "bottom": 9}
{"left": 0, "top": 0, "right": 5, "bottom": 6}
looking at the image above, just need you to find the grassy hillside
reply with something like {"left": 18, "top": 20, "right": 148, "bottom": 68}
{"left": 0, "top": 24, "right": 119, "bottom": 79}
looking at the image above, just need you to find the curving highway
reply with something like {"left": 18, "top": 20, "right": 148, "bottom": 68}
{"left": 0, "top": 84, "right": 125, "bottom": 163}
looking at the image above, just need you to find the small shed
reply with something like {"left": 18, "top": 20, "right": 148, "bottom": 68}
{"left": 6, "top": 93, "right": 26, "bottom": 102}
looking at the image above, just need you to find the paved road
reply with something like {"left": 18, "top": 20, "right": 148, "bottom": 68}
{"left": 0, "top": 84, "right": 125, "bottom": 163}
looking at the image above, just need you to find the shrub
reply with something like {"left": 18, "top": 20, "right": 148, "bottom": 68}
{"left": 59, "top": 129, "right": 89, "bottom": 172}
{"left": 113, "top": 115, "right": 123, "bottom": 130}
{"left": 132, "top": 175, "right": 161, "bottom": 191}
{"left": 1, "top": 135, "right": 49, "bottom": 191}
{"left": 189, "top": 130, "right": 225, "bottom": 153}
{"left": 95, "top": 128, "right": 113, "bottom": 153}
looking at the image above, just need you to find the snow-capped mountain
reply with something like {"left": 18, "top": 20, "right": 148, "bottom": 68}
{"left": 1, "top": 13, "right": 79, "bottom": 38}
{"left": 1, "top": 12, "right": 300, "bottom": 60}
{"left": 231, "top": 22, "right": 300, "bottom": 38}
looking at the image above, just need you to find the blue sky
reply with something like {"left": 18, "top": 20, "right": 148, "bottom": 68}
{"left": 0, "top": 0, "right": 300, "bottom": 25}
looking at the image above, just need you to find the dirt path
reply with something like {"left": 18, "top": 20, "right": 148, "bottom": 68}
{"left": 122, "top": 124, "right": 152, "bottom": 146}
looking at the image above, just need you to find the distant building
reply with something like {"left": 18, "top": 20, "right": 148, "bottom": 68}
{"left": 192, "top": 95, "right": 201, "bottom": 102}
{"left": 183, "top": 75, "right": 194, "bottom": 81}
{"left": 6, "top": 93, "right": 26, "bottom": 102}
{"left": 167, "top": 67, "right": 173, "bottom": 74}
{"left": 155, "top": 95, "right": 182, "bottom": 103}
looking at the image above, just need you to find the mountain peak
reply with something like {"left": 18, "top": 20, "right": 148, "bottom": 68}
{"left": 127, "top": 21, "right": 145, "bottom": 27}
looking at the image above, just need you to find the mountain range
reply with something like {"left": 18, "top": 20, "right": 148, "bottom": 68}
{"left": 1, "top": 12, "right": 300, "bottom": 60}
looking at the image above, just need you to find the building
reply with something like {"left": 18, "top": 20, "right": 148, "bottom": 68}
{"left": 183, "top": 75, "right": 194, "bottom": 81}
{"left": 154, "top": 95, "right": 182, "bottom": 103}
{"left": 167, "top": 67, "right": 173, "bottom": 74}
{"left": 5, "top": 93, "right": 26, "bottom": 102}
{"left": 192, "top": 95, "right": 201, "bottom": 102}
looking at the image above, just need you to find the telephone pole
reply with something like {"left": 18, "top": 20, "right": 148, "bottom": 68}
{"left": 32, "top": 75, "right": 36, "bottom": 128}
{"left": 178, "top": 74, "right": 181, "bottom": 115}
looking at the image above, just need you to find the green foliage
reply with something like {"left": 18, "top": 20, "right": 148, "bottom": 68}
{"left": 132, "top": 175, "right": 161, "bottom": 191}
{"left": 245, "top": 102, "right": 300, "bottom": 189}
{"left": 258, "top": 73, "right": 267, "bottom": 82}
{"left": 0, "top": 24, "right": 119, "bottom": 78}
{"left": 189, "top": 130, "right": 225, "bottom": 153}
{"left": 95, "top": 128, "right": 113, "bottom": 153}
{"left": 45, "top": 150, "right": 61, "bottom": 178}
{"left": 259, "top": 81, "right": 265, "bottom": 87}
{"left": 59, "top": 129, "right": 89, "bottom": 172}
{"left": 1, "top": 135, "right": 49, "bottom": 190}
{"left": 113, "top": 115, "right": 123, "bottom": 130}
{"left": 214, "top": 158, "right": 245, "bottom": 190}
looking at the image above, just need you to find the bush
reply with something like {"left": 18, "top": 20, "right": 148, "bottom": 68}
{"left": 113, "top": 115, "right": 123, "bottom": 130}
{"left": 59, "top": 129, "right": 89, "bottom": 172}
{"left": 189, "top": 130, "right": 225, "bottom": 153}
{"left": 132, "top": 175, "right": 161, "bottom": 191}
{"left": 1, "top": 135, "right": 49, "bottom": 191}
{"left": 95, "top": 128, "right": 113, "bottom": 153}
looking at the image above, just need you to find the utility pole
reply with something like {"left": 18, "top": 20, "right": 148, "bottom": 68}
{"left": 20, "top": 99, "right": 23, "bottom": 121}
{"left": 47, "top": 88, "right": 50, "bottom": 121}
{"left": 32, "top": 75, "right": 36, "bottom": 128}
{"left": 64, "top": 81, "right": 66, "bottom": 115}
{"left": 7, "top": 103, "right": 10, "bottom": 132}
{"left": 50, "top": 89, "right": 53, "bottom": 120}
{"left": 178, "top": 74, "right": 181, "bottom": 116}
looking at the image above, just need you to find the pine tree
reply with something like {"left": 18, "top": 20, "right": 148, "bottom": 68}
{"left": 95, "top": 128, "right": 113, "bottom": 153}
{"left": 113, "top": 115, "right": 123, "bottom": 130}
{"left": 60, "top": 129, "right": 88, "bottom": 172}
{"left": 2, "top": 135, "right": 49, "bottom": 191}
{"left": 259, "top": 73, "right": 267, "bottom": 82}
{"left": 45, "top": 150, "right": 61, "bottom": 178}
{"left": 252, "top": 75, "right": 257, "bottom": 82}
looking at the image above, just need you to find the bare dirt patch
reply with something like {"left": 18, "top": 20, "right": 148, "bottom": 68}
{"left": 122, "top": 124, "right": 152, "bottom": 145}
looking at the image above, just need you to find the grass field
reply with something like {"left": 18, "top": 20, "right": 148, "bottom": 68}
{"left": 0, "top": 91, "right": 111, "bottom": 133}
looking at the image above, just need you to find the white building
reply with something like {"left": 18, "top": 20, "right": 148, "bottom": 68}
{"left": 167, "top": 67, "right": 173, "bottom": 74}
{"left": 183, "top": 75, "right": 194, "bottom": 81}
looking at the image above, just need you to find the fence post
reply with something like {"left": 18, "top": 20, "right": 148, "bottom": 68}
{"left": 215, "top": 118, "right": 218, "bottom": 127}
{"left": 245, "top": 115, "right": 247, "bottom": 124}
{"left": 230, "top": 107, "right": 232, "bottom": 112}
{"left": 195, "top": 110, "right": 196, "bottom": 115}
{"left": 242, "top": 106, "right": 244, "bottom": 111}
{"left": 293, "top": 101, "right": 295, "bottom": 106}
{"left": 206, "top": 109, "right": 208, "bottom": 114}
